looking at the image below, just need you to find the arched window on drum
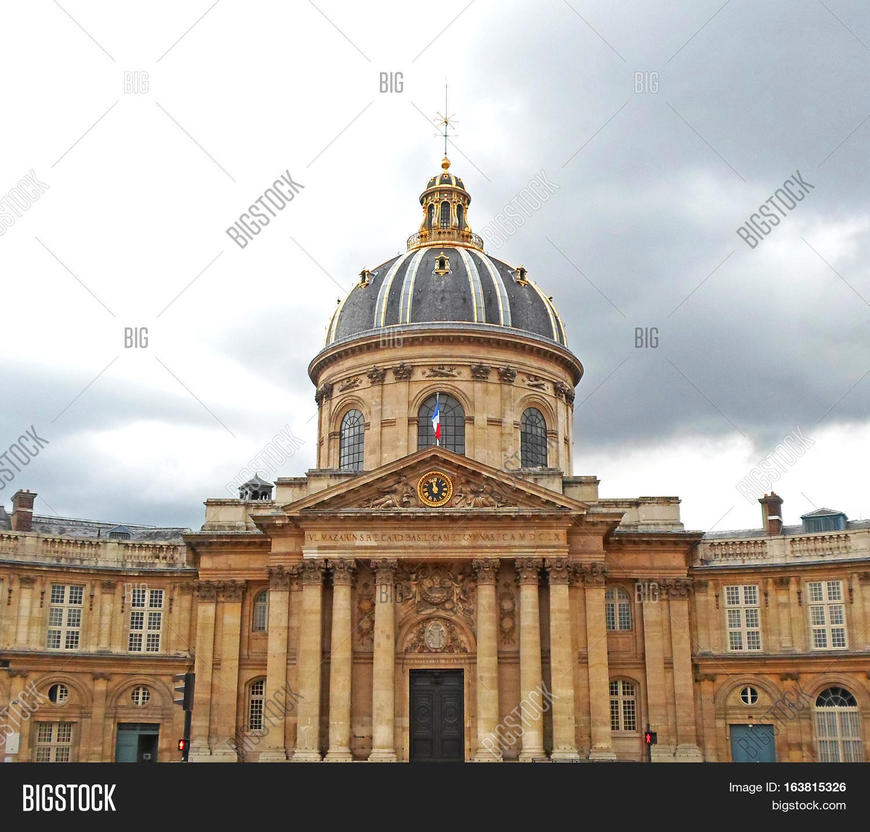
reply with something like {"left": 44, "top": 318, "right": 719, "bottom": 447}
{"left": 418, "top": 394, "right": 465, "bottom": 455}
{"left": 520, "top": 408, "right": 547, "bottom": 468}
{"left": 339, "top": 409, "right": 365, "bottom": 471}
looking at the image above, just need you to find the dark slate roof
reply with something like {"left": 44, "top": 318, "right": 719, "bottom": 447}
{"left": 325, "top": 246, "right": 567, "bottom": 347}
{"left": 702, "top": 518, "right": 870, "bottom": 540}
{"left": 424, "top": 172, "right": 466, "bottom": 191}
{"left": 800, "top": 507, "right": 846, "bottom": 518}
{"left": 0, "top": 514, "right": 189, "bottom": 543}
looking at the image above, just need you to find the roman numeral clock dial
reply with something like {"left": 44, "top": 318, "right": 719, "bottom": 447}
{"left": 417, "top": 471, "right": 454, "bottom": 507}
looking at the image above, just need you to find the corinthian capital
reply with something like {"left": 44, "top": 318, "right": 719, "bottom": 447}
{"left": 329, "top": 559, "right": 357, "bottom": 585}
{"left": 545, "top": 558, "right": 572, "bottom": 585}
{"left": 370, "top": 559, "right": 398, "bottom": 585}
{"left": 472, "top": 559, "right": 499, "bottom": 585}
{"left": 514, "top": 558, "right": 542, "bottom": 585}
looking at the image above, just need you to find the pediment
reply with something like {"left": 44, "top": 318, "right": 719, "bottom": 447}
{"left": 283, "top": 447, "right": 588, "bottom": 515}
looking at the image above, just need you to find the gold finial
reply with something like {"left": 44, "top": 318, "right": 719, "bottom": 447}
{"left": 441, "top": 156, "right": 450, "bottom": 170}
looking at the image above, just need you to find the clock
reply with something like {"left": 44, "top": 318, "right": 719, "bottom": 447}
{"left": 417, "top": 470, "right": 454, "bottom": 507}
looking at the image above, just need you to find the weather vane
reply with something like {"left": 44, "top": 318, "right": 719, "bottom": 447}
{"left": 434, "top": 81, "right": 457, "bottom": 157}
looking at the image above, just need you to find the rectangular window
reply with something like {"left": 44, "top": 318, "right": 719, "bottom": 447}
{"left": 34, "top": 722, "right": 73, "bottom": 762}
{"left": 128, "top": 586, "right": 163, "bottom": 653}
{"left": 807, "top": 581, "right": 848, "bottom": 650}
{"left": 724, "top": 584, "right": 761, "bottom": 652}
{"left": 45, "top": 584, "right": 84, "bottom": 651}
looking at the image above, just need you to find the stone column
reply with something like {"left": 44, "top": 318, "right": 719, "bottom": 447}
{"left": 6, "top": 671, "right": 32, "bottom": 760}
{"left": 98, "top": 580, "right": 115, "bottom": 651}
{"left": 515, "top": 558, "right": 545, "bottom": 761}
{"left": 667, "top": 579, "right": 702, "bottom": 761}
{"left": 211, "top": 581, "right": 245, "bottom": 760}
{"left": 28, "top": 578, "right": 46, "bottom": 649}
{"left": 848, "top": 573, "right": 865, "bottom": 650}
{"left": 642, "top": 590, "right": 668, "bottom": 760}
{"left": 584, "top": 564, "right": 615, "bottom": 760}
{"left": 325, "top": 559, "right": 356, "bottom": 761}
{"left": 260, "top": 567, "right": 292, "bottom": 762}
{"left": 546, "top": 558, "right": 579, "bottom": 761}
{"left": 472, "top": 558, "right": 501, "bottom": 761}
{"left": 88, "top": 673, "right": 111, "bottom": 761}
{"left": 368, "top": 559, "right": 398, "bottom": 762}
{"left": 774, "top": 576, "right": 793, "bottom": 651}
{"left": 697, "top": 675, "right": 718, "bottom": 761}
{"left": 292, "top": 561, "right": 325, "bottom": 761}
{"left": 189, "top": 581, "right": 218, "bottom": 761}
{"left": 14, "top": 577, "right": 34, "bottom": 648}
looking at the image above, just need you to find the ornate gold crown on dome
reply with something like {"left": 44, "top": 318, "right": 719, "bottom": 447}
{"left": 407, "top": 155, "right": 484, "bottom": 251}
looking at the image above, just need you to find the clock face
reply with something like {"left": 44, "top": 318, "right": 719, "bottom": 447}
{"left": 417, "top": 471, "right": 453, "bottom": 507}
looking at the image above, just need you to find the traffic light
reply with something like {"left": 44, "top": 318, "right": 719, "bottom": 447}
{"left": 177, "top": 739, "right": 189, "bottom": 753}
{"left": 644, "top": 730, "right": 657, "bottom": 745}
{"left": 173, "top": 672, "right": 195, "bottom": 711}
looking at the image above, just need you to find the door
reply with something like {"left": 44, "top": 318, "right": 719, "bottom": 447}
{"left": 115, "top": 724, "right": 160, "bottom": 763}
{"left": 409, "top": 670, "right": 464, "bottom": 762}
{"left": 730, "top": 724, "right": 776, "bottom": 762}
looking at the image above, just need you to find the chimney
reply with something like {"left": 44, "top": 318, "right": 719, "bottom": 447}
{"left": 758, "top": 492, "right": 783, "bottom": 536}
{"left": 11, "top": 489, "right": 36, "bottom": 532}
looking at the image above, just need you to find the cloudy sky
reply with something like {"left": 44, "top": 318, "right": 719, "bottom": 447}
{"left": 0, "top": 0, "right": 867, "bottom": 533}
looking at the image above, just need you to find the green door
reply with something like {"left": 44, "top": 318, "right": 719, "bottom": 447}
{"left": 115, "top": 723, "right": 160, "bottom": 763}
{"left": 730, "top": 724, "right": 776, "bottom": 762}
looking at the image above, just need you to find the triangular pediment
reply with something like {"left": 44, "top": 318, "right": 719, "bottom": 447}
{"left": 282, "top": 447, "right": 589, "bottom": 515}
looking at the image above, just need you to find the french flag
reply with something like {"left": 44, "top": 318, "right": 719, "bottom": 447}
{"left": 431, "top": 395, "right": 441, "bottom": 444}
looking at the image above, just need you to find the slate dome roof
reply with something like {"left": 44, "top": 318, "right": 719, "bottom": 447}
{"left": 325, "top": 246, "right": 567, "bottom": 347}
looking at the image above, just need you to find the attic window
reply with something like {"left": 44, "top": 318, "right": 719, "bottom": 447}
{"left": 434, "top": 252, "right": 450, "bottom": 275}
{"left": 359, "top": 269, "right": 371, "bottom": 287}
{"left": 108, "top": 526, "right": 132, "bottom": 540}
{"left": 802, "top": 512, "right": 847, "bottom": 533}
{"left": 516, "top": 265, "right": 528, "bottom": 284}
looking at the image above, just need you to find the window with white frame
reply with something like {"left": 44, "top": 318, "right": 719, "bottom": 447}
{"left": 34, "top": 722, "right": 73, "bottom": 762}
{"left": 46, "top": 584, "right": 84, "bottom": 650}
{"left": 248, "top": 679, "right": 265, "bottom": 732}
{"left": 815, "top": 687, "right": 863, "bottom": 762}
{"left": 252, "top": 591, "right": 268, "bottom": 633}
{"left": 807, "top": 580, "right": 847, "bottom": 649}
{"left": 609, "top": 679, "right": 637, "bottom": 731}
{"left": 724, "top": 585, "right": 761, "bottom": 651}
{"left": 605, "top": 587, "right": 632, "bottom": 631}
{"left": 128, "top": 588, "right": 164, "bottom": 652}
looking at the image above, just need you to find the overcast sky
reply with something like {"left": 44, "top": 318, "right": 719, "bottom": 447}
{"left": 0, "top": 0, "right": 868, "bottom": 533}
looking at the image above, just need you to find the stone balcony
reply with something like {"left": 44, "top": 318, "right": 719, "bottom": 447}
{"left": 696, "top": 527, "right": 869, "bottom": 566}
{"left": 0, "top": 531, "right": 189, "bottom": 569}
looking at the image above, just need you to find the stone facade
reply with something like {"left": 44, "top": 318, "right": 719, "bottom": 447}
{"left": 1, "top": 157, "right": 867, "bottom": 764}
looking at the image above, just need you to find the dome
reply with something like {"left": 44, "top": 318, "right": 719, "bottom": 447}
{"left": 323, "top": 157, "right": 568, "bottom": 349}
{"left": 326, "top": 247, "right": 567, "bottom": 346}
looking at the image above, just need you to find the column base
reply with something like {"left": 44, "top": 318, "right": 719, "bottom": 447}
{"left": 674, "top": 744, "right": 703, "bottom": 762}
{"left": 550, "top": 749, "right": 581, "bottom": 762}
{"left": 191, "top": 750, "right": 237, "bottom": 763}
{"left": 587, "top": 749, "right": 617, "bottom": 762}
{"left": 324, "top": 748, "right": 353, "bottom": 762}
{"left": 518, "top": 750, "right": 547, "bottom": 762}
{"left": 290, "top": 750, "right": 323, "bottom": 762}
{"left": 367, "top": 749, "right": 398, "bottom": 762}
{"left": 257, "top": 750, "right": 289, "bottom": 762}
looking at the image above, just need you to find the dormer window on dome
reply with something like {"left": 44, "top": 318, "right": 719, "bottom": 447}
{"left": 434, "top": 252, "right": 450, "bottom": 275}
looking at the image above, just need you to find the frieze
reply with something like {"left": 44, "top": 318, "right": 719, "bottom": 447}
{"left": 306, "top": 529, "right": 564, "bottom": 546}
{"left": 424, "top": 365, "right": 459, "bottom": 378}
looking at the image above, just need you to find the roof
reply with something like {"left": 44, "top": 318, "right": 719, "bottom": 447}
{"left": 0, "top": 512, "right": 188, "bottom": 543}
{"left": 800, "top": 507, "right": 846, "bottom": 518}
{"left": 325, "top": 246, "right": 567, "bottom": 347}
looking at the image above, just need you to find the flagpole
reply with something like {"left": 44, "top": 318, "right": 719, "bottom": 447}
{"left": 435, "top": 392, "right": 440, "bottom": 447}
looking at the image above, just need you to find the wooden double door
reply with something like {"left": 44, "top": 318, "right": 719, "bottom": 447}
{"left": 409, "top": 670, "right": 464, "bottom": 762}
